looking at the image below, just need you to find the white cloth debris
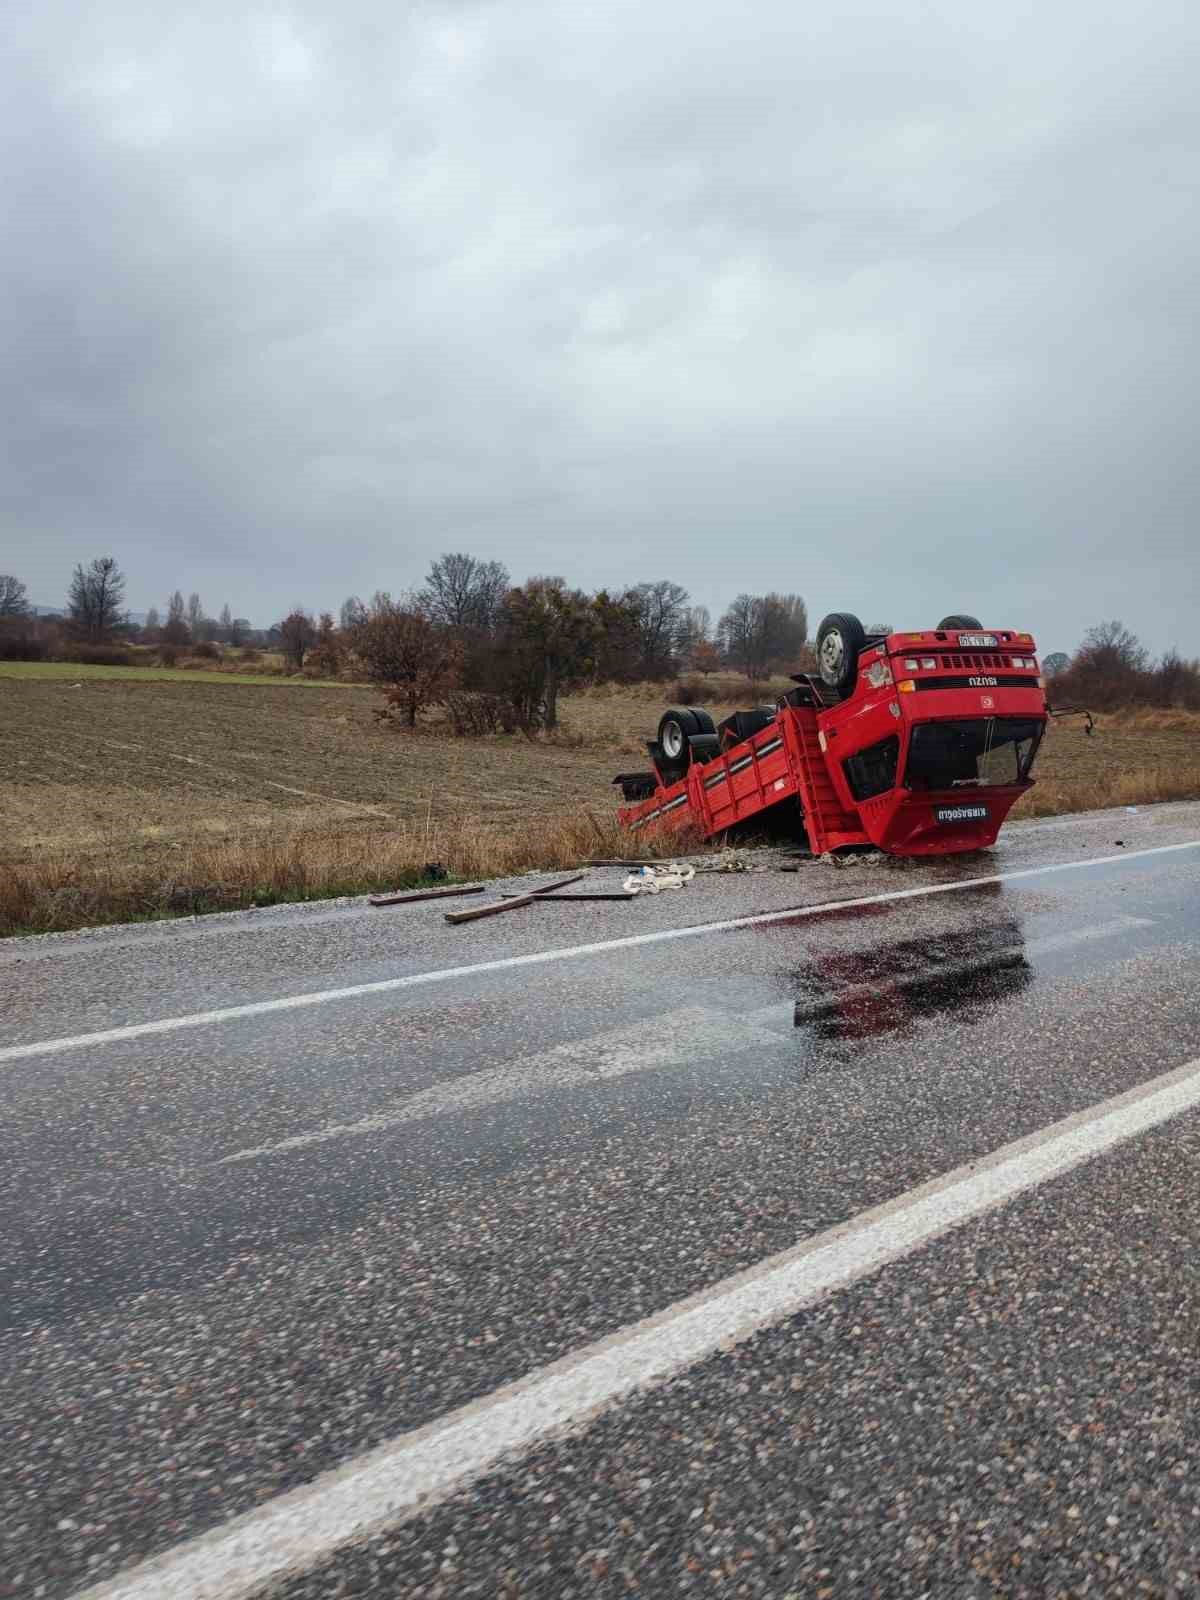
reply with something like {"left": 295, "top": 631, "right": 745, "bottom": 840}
{"left": 622, "top": 863, "right": 696, "bottom": 894}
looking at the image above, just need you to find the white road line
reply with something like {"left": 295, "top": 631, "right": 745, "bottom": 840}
{"left": 81, "top": 1050, "right": 1200, "bottom": 1600}
{"left": 2, "top": 839, "right": 1196, "bottom": 1068}
{"left": 218, "top": 1003, "right": 791, "bottom": 1163}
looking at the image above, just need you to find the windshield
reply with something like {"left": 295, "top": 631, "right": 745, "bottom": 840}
{"left": 905, "top": 718, "right": 1043, "bottom": 790}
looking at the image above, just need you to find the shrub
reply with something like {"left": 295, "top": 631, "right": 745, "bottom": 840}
{"left": 158, "top": 644, "right": 180, "bottom": 667}
{"left": 0, "top": 621, "right": 51, "bottom": 661}
{"left": 191, "top": 640, "right": 219, "bottom": 661}
{"left": 239, "top": 646, "right": 260, "bottom": 662}
{"left": 672, "top": 677, "right": 704, "bottom": 706}
{"left": 54, "top": 643, "right": 140, "bottom": 668}
{"left": 356, "top": 603, "right": 462, "bottom": 727}
{"left": 446, "top": 690, "right": 505, "bottom": 736}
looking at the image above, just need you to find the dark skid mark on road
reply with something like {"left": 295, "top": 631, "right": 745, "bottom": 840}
{"left": 798, "top": 953, "right": 1032, "bottom": 1042}
{"left": 791, "top": 912, "right": 1032, "bottom": 1041}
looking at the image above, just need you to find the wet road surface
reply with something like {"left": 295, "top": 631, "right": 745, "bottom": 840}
{"left": 2, "top": 801, "right": 1199, "bottom": 1598}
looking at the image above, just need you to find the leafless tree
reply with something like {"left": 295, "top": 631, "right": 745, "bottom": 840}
{"left": 630, "top": 579, "right": 691, "bottom": 677}
{"left": 0, "top": 574, "right": 29, "bottom": 617}
{"left": 717, "top": 592, "right": 806, "bottom": 680}
{"left": 67, "top": 557, "right": 126, "bottom": 640}
{"left": 278, "top": 609, "right": 317, "bottom": 671}
{"left": 308, "top": 612, "right": 342, "bottom": 677}
{"left": 163, "top": 590, "right": 190, "bottom": 645}
{"left": 419, "top": 553, "right": 511, "bottom": 630}
{"left": 340, "top": 595, "right": 368, "bottom": 632}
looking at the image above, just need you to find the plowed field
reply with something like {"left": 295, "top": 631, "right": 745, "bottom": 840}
{"left": 2, "top": 675, "right": 1196, "bottom": 878}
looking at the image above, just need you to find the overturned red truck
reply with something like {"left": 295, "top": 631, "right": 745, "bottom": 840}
{"left": 615, "top": 613, "right": 1048, "bottom": 857}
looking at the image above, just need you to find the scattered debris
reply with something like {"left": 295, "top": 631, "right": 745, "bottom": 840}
{"left": 583, "top": 858, "right": 659, "bottom": 867}
{"left": 444, "top": 872, "right": 586, "bottom": 925}
{"left": 445, "top": 892, "right": 539, "bottom": 925}
{"left": 693, "top": 852, "right": 750, "bottom": 874}
{"left": 623, "top": 863, "right": 696, "bottom": 895}
{"left": 369, "top": 884, "right": 484, "bottom": 908}
{"left": 536, "top": 891, "right": 637, "bottom": 902}
{"left": 529, "top": 873, "right": 586, "bottom": 896}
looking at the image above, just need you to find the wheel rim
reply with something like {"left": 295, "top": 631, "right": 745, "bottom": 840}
{"left": 662, "top": 720, "right": 684, "bottom": 759}
{"left": 819, "top": 629, "right": 844, "bottom": 680}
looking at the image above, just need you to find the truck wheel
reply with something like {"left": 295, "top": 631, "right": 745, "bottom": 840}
{"left": 937, "top": 614, "right": 983, "bottom": 630}
{"left": 689, "top": 708, "right": 716, "bottom": 735}
{"left": 816, "top": 613, "right": 866, "bottom": 695}
{"left": 657, "top": 708, "right": 700, "bottom": 767}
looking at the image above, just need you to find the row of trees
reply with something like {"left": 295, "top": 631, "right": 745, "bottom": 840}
{"left": 145, "top": 593, "right": 254, "bottom": 648}
{"left": 1047, "top": 620, "right": 1200, "bottom": 709}
{"left": 0, "top": 561, "right": 256, "bottom": 649}
{"left": 257, "top": 562, "right": 810, "bottom": 731}
{"left": 6, "top": 557, "right": 1198, "bottom": 719}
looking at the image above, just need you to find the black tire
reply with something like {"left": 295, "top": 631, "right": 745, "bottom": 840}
{"left": 816, "top": 613, "right": 866, "bottom": 695}
{"left": 690, "top": 707, "right": 716, "bottom": 736}
{"left": 657, "top": 708, "right": 700, "bottom": 768}
{"left": 937, "top": 614, "right": 983, "bottom": 630}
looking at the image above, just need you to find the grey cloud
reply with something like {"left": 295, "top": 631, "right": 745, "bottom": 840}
{"left": 2, "top": 0, "right": 1198, "bottom": 652}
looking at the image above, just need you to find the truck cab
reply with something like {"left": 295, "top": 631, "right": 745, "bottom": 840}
{"left": 815, "top": 625, "right": 1046, "bottom": 855}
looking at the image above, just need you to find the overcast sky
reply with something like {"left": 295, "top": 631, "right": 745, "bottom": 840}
{"left": 3, "top": 0, "right": 1198, "bottom": 655}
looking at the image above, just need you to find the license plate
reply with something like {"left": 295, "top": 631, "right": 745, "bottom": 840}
{"left": 956, "top": 632, "right": 997, "bottom": 647}
{"left": 936, "top": 804, "right": 989, "bottom": 824}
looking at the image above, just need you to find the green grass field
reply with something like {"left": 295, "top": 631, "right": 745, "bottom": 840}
{"left": 0, "top": 661, "right": 349, "bottom": 687}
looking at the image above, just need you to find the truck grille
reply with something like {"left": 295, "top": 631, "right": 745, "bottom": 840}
{"left": 945, "top": 652, "right": 1007, "bottom": 669}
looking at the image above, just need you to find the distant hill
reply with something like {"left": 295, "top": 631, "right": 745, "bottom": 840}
{"left": 32, "top": 605, "right": 150, "bottom": 625}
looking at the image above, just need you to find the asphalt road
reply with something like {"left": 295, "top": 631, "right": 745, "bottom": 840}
{"left": 2, "top": 800, "right": 1200, "bottom": 1599}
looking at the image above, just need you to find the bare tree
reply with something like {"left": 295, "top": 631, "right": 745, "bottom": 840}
{"left": 1053, "top": 620, "right": 1149, "bottom": 704}
{"left": 228, "top": 617, "right": 251, "bottom": 648}
{"left": 144, "top": 604, "right": 161, "bottom": 636}
{"left": 278, "top": 609, "right": 317, "bottom": 671}
{"left": 685, "top": 604, "right": 711, "bottom": 647}
{"left": 630, "top": 579, "right": 691, "bottom": 677}
{"left": 773, "top": 593, "right": 807, "bottom": 649}
{"left": 1077, "top": 620, "right": 1148, "bottom": 673}
{"left": 163, "top": 590, "right": 190, "bottom": 645}
{"left": 0, "top": 574, "right": 29, "bottom": 617}
{"left": 716, "top": 595, "right": 752, "bottom": 675}
{"left": 354, "top": 600, "right": 461, "bottom": 726}
{"left": 67, "top": 557, "right": 126, "bottom": 640}
{"left": 340, "top": 595, "right": 368, "bottom": 632}
{"left": 419, "top": 553, "right": 511, "bottom": 630}
{"left": 308, "top": 612, "right": 342, "bottom": 678}
{"left": 717, "top": 592, "right": 805, "bottom": 680}
{"left": 187, "top": 593, "right": 203, "bottom": 635}
{"left": 1042, "top": 651, "right": 1070, "bottom": 677}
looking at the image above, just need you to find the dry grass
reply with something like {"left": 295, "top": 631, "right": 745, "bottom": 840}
{"left": 0, "top": 812, "right": 704, "bottom": 937}
{"left": 1, "top": 671, "right": 1197, "bottom": 937}
{"left": 1013, "top": 764, "right": 1200, "bottom": 818}
{"left": 1092, "top": 707, "right": 1200, "bottom": 734}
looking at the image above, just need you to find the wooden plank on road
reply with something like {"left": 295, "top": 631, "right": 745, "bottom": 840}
{"left": 369, "top": 885, "right": 484, "bottom": 907}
